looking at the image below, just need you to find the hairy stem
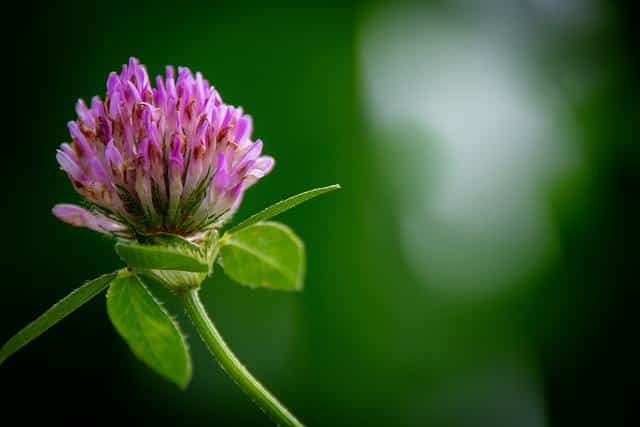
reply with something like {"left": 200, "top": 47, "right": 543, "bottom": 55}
{"left": 180, "top": 289, "right": 304, "bottom": 427}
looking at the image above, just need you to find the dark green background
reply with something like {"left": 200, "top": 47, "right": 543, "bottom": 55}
{"left": 2, "top": 1, "right": 637, "bottom": 426}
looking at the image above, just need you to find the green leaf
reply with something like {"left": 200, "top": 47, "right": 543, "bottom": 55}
{"left": 0, "top": 271, "right": 118, "bottom": 365}
{"left": 115, "top": 232, "right": 210, "bottom": 272}
{"left": 219, "top": 222, "right": 305, "bottom": 290}
{"left": 226, "top": 184, "right": 340, "bottom": 234}
{"left": 106, "top": 274, "right": 192, "bottom": 388}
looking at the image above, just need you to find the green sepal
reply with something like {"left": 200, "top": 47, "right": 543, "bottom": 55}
{"left": 106, "top": 273, "right": 192, "bottom": 389}
{"left": 137, "top": 269, "right": 208, "bottom": 292}
{"left": 115, "top": 233, "right": 211, "bottom": 272}
{"left": 219, "top": 221, "right": 305, "bottom": 291}
{"left": 116, "top": 231, "right": 219, "bottom": 290}
{"left": 0, "top": 271, "right": 119, "bottom": 365}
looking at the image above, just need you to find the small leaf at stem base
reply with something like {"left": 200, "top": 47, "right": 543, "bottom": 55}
{"left": 106, "top": 274, "right": 192, "bottom": 388}
{"left": 219, "top": 222, "right": 305, "bottom": 291}
{"left": 225, "top": 184, "right": 340, "bottom": 234}
{"left": 0, "top": 271, "right": 118, "bottom": 365}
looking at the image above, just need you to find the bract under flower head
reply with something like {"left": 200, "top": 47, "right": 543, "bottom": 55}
{"left": 53, "top": 58, "right": 274, "bottom": 239}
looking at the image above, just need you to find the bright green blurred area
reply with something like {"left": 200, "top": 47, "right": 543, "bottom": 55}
{"left": 2, "top": 1, "right": 636, "bottom": 426}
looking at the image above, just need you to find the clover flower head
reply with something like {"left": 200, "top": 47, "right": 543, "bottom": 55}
{"left": 53, "top": 58, "right": 274, "bottom": 239}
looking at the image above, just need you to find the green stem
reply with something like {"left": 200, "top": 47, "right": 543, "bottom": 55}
{"left": 180, "top": 289, "right": 304, "bottom": 427}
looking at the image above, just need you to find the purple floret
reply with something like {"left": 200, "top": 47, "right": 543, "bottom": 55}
{"left": 53, "top": 58, "right": 274, "bottom": 239}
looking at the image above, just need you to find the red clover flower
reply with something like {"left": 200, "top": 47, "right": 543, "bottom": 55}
{"left": 53, "top": 58, "right": 273, "bottom": 239}
{"left": 2, "top": 58, "right": 339, "bottom": 427}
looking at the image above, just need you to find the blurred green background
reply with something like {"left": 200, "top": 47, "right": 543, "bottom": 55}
{"left": 2, "top": 1, "right": 637, "bottom": 426}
